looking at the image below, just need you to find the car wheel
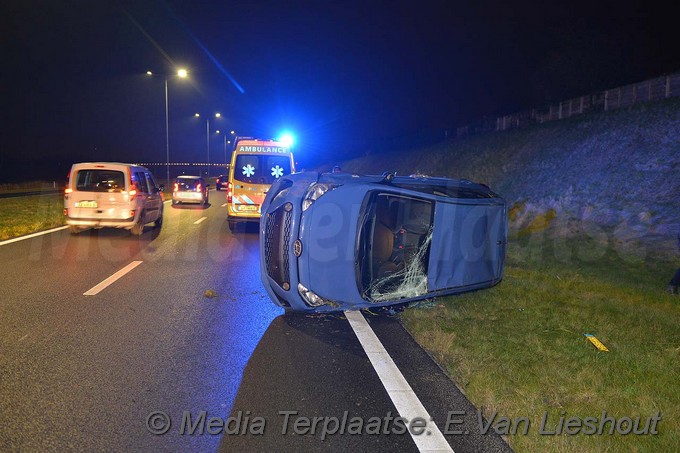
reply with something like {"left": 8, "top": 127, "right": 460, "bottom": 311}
{"left": 131, "top": 213, "right": 144, "bottom": 236}
{"left": 69, "top": 226, "right": 82, "bottom": 235}
{"left": 171, "top": 200, "right": 177, "bottom": 206}
{"left": 154, "top": 207, "right": 163, "bottom": 228}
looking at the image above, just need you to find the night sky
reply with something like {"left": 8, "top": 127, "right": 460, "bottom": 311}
{"left": 1, "top": 0, "right": 678, "bottom": 176}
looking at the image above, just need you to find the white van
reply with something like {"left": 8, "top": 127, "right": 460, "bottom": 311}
{"left": 64, "top": 162, "right": 164, "bottom": 235}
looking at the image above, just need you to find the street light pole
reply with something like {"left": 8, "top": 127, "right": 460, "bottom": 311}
{"left": 147, "top": 68, "right": 188, "bottom": 189}
{"left": 206, "top": 118, "right": 210, "bottom": 177}
{"left": 164, "top": 79, "right": 170, "bottom": 188}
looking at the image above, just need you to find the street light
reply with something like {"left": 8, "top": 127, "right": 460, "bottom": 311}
{"left": 194, "top": 112, "right": 222, "bottom": 177}
{"left": 216, "top": 130, "right": 234, "bottom": 169}
{"left": 146, "top": 68, "right": 189, "bottom": 188}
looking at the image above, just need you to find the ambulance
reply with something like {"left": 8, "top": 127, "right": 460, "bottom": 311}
{"left": 226, "top": 137, "right": 295, "bottom": 231}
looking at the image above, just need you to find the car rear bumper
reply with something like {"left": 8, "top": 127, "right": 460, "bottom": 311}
{"left": 173, "top": 192, "right": 205, "bottom": 203}
{"left": 227, "top": 204, "right": 261, "bottom": 220}
{"left": 66, "top": 216, "right": 136, "bottom": 228}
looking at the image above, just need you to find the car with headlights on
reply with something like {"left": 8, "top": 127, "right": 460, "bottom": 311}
{"left": 172, "top": 176, "right": 209, "bottom": 206}
{"left": 259, "top": 171, "right": 507, "bottom": 312}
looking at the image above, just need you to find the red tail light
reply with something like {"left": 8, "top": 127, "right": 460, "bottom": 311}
{"left": 127, "top": 182, "right": 138, "bottom": 200}
{"left": 173, "top": 183, "right": 178, "bottom": 192}
{"left": 196, "top": 183, "right": 202, "bottom": 192}
{"left": 227, "top": 181, "right": 233, "bottom": 203}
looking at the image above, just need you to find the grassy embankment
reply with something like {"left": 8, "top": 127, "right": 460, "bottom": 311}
{"left": 402, "top": 229, "right": 679, "bottom": 452}
{"left": 340, "top": 99, "right": 680, "bottom": 452}
{"left": 0, "top": 182, "right": 65, "bottom": 241}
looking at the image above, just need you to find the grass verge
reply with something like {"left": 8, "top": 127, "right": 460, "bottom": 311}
{"left": 401, "top": 230, "right": 680, "bottom": 452}
{"left": 0, "top": 194, "right": 65, "bottom": 241}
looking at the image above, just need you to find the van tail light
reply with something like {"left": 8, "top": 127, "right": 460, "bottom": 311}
{"left": 174, "top": 183, "right": 179, "bottom": 192}
{"left": 196, "top": 183, "right": 202, "bottom": 192}
{"left": 227, "top": 181, "right": 233, "bottom": 203}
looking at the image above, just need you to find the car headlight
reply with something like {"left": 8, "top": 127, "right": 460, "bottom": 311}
{"left": 297, "top": 283, "right": 339, "bottom": 308}
{"left": 302, "top": 183, "right": 340, "bottom": 211}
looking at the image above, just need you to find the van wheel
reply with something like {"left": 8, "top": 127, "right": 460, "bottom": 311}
{"left": 131, "top": 214, "right": 144, "bottom": 236}
{"left": 69, "top": 226, "right": 82, "bottom": 235}
{"left": 154, "top": 207, "right": 163, "bottom": 228}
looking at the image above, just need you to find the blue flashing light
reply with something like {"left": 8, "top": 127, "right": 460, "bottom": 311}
{"left": 278, "top": 132, "right": 295, "bottom": 148}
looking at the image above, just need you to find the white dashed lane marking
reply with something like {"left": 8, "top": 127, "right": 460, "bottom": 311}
{"left": 83, "top": 261, "right": 143, "bottom": 296}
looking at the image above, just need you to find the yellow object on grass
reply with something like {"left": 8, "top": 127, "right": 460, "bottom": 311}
{"left": 584, "top": 333, "right": 609, "bottom": 352}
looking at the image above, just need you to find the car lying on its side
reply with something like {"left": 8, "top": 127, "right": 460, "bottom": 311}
{"left": 172, "top": 176, "right": 209, "bottom": 206}
{"left": 64, "top": 162, "right": 164, "bottom": 235}
{"left": 259, "top": 171, "right": 507, "bottom": 312}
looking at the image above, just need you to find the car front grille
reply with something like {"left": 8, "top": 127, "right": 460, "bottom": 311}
{"left": 264, "top": 205, "right": 292, "bottom": 288}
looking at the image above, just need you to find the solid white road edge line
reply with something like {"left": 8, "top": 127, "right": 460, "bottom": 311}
{"left": 345, "top": 310, "right": 454, "bottom": 453}
{"left": 83, "top": 261, "right": 143, "bottom": 296}
{"left": 0, "top": 225, "right": 69, "bottom": 247}
{"left": 193, "top": 216, "right": 208, "bottom": 225}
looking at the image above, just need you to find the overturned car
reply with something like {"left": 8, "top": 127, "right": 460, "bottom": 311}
{"left": 259, "top": 171, "right": 507, "bottom": 312}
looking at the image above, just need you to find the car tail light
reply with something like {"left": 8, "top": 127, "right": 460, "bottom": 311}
{"left": 227, "top": 181, "right": 233, "bottom": 203}
{"left": 63, "top": 208, "right": 68, "bottom": 216}
{"left": 196, "top": 183, "right": 201, "bottom": 192}
{"left": 64, "top": 188, "right": 72, "bottom": 194}
{"left": 174, "top": 183, "right": 179, "bottom": 192}
{"left": 130, "top": 210, "right": 136, "bottom": 218}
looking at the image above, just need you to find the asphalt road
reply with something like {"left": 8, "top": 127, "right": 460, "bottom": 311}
{"left": 0, "top": 191, "right": 511, "bottom": 452}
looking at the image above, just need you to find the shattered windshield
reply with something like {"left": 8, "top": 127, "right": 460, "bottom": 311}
{"left": 357, "top": 193, "right": 434, "bottom": 302}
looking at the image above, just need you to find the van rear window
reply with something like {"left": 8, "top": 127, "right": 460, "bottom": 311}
{"left": 75, "top": 170, "right": 126, "bottom": 192}
{"left": 234, "top": 155, "right": 291, "bottom": 184}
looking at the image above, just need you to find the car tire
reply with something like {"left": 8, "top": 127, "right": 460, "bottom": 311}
{"left": 154, "top": 207, "right": 163, "bottom": 228}
{"left": 69, "top": 226, "right": 82, "bottom": 235}
{"left": 131, "top": 213, "right": 144, "bottom": 236}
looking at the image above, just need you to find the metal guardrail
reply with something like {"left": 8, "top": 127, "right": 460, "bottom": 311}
{"left": 457, "top": 71, "right": 680, "bottom": 137}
